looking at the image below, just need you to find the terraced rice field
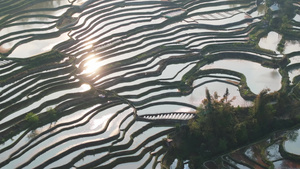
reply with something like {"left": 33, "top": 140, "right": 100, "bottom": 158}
{"left": 1, "top": 0, "right": 300, "bottom": 168}
{"left": 204, "top": 128, "right": 300, "bottom": 169}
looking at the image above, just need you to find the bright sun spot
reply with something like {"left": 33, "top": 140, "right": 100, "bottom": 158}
{"left": 80, "top": 83, "right": 91, "bottom": 92}
{"left": 83, "top": 58, "right": 102, "bottom": 74}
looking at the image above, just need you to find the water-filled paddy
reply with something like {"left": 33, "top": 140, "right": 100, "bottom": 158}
{"left": 284, "top": 129, "right": 300, "bottom": 155}
{"left": 1, "top": 0, "right": 300, "bottom": 168}
{"left": 201, "top": 59, "right": 281, "bottom": 94}
{"left": 284, "top": 40, "right": 300, "bottom": 54}
{"left": 7, "top": 32, "right": 70, "bottom": 58}
{"left": 258, "top": 31, "right": 281, "bottom": 54}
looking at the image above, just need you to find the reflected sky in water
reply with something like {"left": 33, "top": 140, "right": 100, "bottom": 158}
{"left": 259, "top": 31, "right": 281, "bottom": 54}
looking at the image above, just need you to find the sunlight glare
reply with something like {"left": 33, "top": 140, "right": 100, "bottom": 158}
{"left": 90, "top": 114, "right": 113, "bottom": 130}
{"left": 80, "top": 83, "right": 91, "bottom": 92}
{"left": 83, "top": 58, "right": 102, "bottom": 74}
{"left": 82, "top": 42, "right": 94, "bottom": 50}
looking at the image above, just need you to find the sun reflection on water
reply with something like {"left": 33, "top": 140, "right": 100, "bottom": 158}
{"left": 83, "top": 43, "right": 93, "bottom": 50}
{"left": 80, "top": 83, "right": 91, "bottom": 92}
{"left": 82, "top": 55, "right": 104, "bottom": 75}
{"left": 90, "top": 114, "right": 113, "bottom": 130}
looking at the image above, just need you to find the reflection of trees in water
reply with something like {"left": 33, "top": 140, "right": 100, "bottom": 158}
{"left": 27, "top": 130, "right": 40, "bottom": 140}
{"left": 287, "top": 40, "right": 300, "bottom": 45}
{"left": 287, "top": 130, "right": 299, "bottom": 142}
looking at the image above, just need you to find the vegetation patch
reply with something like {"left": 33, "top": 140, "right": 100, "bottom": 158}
{"left": 166, "top": 85, "right": 300, "bottom": 168}
{"left": 25, "top": 112, "right": 39, "bottom": 126}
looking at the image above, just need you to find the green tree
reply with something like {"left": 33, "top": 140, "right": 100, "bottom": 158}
{"left": 252, "top": 89, "right": 275, "bottom": 132}
{"left": 218, "top": 138, "right": 228, "bottom": 152}
{"left": 25, "top": 112, "right": 39, "bottom": 125}
{"left": 280, "top": 15, "right": 290, "bottom": 31}
{"left": 204, "top": 88, "right": 212, "bottom": 113}
{"left": 223, "top": 88, "right": 229, "bottom": 101}
{"left": 47, "top": 107, "right": 57, "bottom": 120}
{"left": 235, "top": 123, "right": 248, "bottom": 143}
{"left": 189, "top": 89, "right": 240, "bottom": 151}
